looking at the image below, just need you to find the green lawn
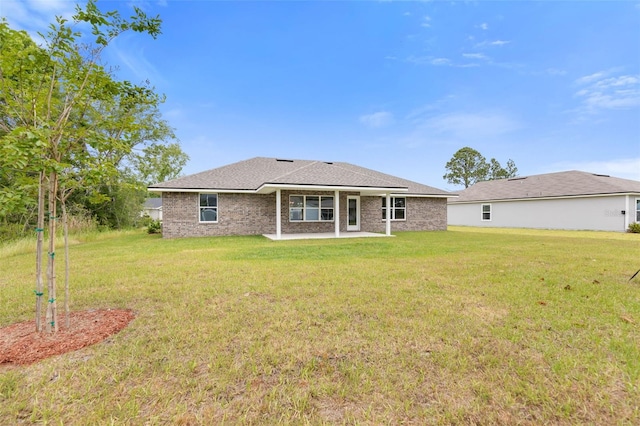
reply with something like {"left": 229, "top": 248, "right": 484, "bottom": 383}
{"left": 1, "top": 227, "right": 639, "bottom": 424}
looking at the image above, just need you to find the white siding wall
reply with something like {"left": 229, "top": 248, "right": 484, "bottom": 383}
{"left": 144, "top": 208, "right": 162, "bottom": 221}
{"left": 448, "top": 195, "right": 631, "bottom": 232}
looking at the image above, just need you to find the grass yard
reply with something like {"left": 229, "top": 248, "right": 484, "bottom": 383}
{"left": 1, "top": 227, "right": 639, "bottom": 424}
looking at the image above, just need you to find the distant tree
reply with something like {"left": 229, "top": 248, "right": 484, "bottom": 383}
{"left": 504, "top": 159, "right": 518, "bottom": 178}
{"left": 487, "top": 158, "right": 518, "bottom": 180}
{"left": 443, "top": 147, "right": 489, "bottom": 188}
{"left": 130, "top": 142, "right": 189, "bottom": 186}
{"left": 443, "top": 147, "right": 518, "bottom": 188}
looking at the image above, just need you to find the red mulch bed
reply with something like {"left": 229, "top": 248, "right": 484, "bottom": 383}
{"left": 0, "top": 309, "right": 135, "bottom": 366}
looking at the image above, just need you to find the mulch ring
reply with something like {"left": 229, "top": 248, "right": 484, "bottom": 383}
{"left": 0, "top": 309, "right": 135, "bottom": 366}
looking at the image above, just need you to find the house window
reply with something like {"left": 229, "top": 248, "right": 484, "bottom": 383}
{"left": 382, "top": 197, "right": 406, "bottom": 221}
{"left": 636, "top": 198, "right": 640, "bottom": 222}
{"left": 482, "top": 204, "right": 491, "bottom": 221}
{"left": 289, "top": 195, "right": 334, "bottom": 221}
{"left": 199, "top": 193, "right": 218, "bottom": 222}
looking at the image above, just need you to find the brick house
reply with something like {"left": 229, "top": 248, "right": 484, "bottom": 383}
{"left": 148, "top": 157, "right": 456, "bottom": 239}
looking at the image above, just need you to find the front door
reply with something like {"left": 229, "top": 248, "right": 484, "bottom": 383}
{"left": 347, "top": 196, "right": 360, "bottom": 231}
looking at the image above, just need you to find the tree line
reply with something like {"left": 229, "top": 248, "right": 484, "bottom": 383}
{"left": 0, "top": 1, "right": 188, "bottom": 242}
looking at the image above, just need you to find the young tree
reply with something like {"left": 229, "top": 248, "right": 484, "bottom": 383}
{"left": 0, "top": 1, "right": 166, "bottom": 332}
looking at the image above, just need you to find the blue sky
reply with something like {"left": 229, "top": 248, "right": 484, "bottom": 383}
{"left": 2, "top": 0, "right": 639, "bottom": 189}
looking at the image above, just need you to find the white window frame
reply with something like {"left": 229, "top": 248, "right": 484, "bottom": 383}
{"left": 481, "top": 203, "right": 492, "bottom": 221}
{"left": 382, "top": 197, "right": 406, "bottom": 221}
{"left": 289, "top": 195, "right": 334, "bottom": 222}
{"left": 636, "top": 198, "right": 640, "bottom": 223}
{"left": 199, "top": 193, "right": 218, "bottom": 223}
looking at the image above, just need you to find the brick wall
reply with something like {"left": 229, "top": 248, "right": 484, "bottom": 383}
{"left": 162, "top": 192, "right": 276, "bottom": 238}
{"left": 396, "top": 197, "right": 448, "bottom": 231}
{"left": 162, "top": 191, "right": 448, "bottom": 238}
{"left": 361, "top": 196, "right": 448, "bottom": 232}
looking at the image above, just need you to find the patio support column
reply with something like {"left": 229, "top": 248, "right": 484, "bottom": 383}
{"left": 276, "top": 189, "right": 282, "bottom": 240}
{"left": 385, "top": 193, "right": 391, "bottom": 236}
{"left": 334, "top": 190, "right": 340, "bottom": 237}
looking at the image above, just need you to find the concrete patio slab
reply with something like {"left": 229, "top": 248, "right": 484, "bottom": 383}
{"left": 262, "top": 232, "right": 393, "bottom": 241}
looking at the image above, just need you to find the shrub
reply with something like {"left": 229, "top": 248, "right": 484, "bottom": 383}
{"left": 147, "top": 219, "right": 162, "bottom": 235}
{"left": 628, "top": 222, "right": 640, "bottom": 233}
{"left": 139, "top": 214, "right": 153, "bottom": 227}
{"left": 0, "top": 223, "right": 28, "bottom": 243}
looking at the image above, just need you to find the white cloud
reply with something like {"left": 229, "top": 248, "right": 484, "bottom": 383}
{"left": 407, "top": 53, "right": 519, "bottom": 69}
{"left": 545, "top": 68, "right": 567, "bottom": 76}
{"left": 109, "top": 36, "right": 166, "bottom": 85}
{"left": 1, "top": 0, "right": 76, "bottom": 42}
{"left": 419, "top": 111, "right": 521, "bottom": 140}
{"left": 479, "top": 23, "right": 489, "bottom": 30}
{"left": 430, "top": 57, "right": 451, "bottom": 66}
{"left": 574, "top": 71, "right": 640, "bottom": 113}
{"left": 400, "top": 110, "right": 521, "bottom": 149}
{"left": 462, "top": 53, "right": 488, "bottom": 60}
{"left": 406, "top": 55, "right": 449, "bottom": 66}
{"left": 576, "top": 71, "right": 610, "bottom": 85}
{"left": 545, "top": 158, "right": 640, "bottom": 181}
{"left": 421, "top": 16, "right": 432, "bottom": 28}
{"left": 407, "top": 56, "right": 477, "bottom": 67}
{"left": 475, "top": 40, "right": 511, "bottom": 48}
{"left": 359, "top": 111, "right": 395, "bottom": 128}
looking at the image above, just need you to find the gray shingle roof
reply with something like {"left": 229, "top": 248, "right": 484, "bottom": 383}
{"left": 149, "top": 157, "right": 452, "bottom": 196}
{"left": 450, "top": 170, "right": 640, "bottom": 203}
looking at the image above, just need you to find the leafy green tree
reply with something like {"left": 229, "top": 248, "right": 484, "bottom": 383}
{"left": 0, "top": 1, "right": 167, "bottom": 332}
{"left": 443, "top": 147, "right": 518, "bottom": 188}
{"left": 504, "top": 159, "right": 518, "bottom": 178}
{"left": 443, "top": 147, "right": 489, "bottom": 188}
{"left": 130, "top": 142, "right": 190, "bottom": 186}
{"left": 487, "top": 158, "right": 518, "bottom": 180}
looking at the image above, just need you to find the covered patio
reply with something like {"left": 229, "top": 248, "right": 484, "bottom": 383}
{"left": 265, "top": 186, "right": 403, "bottom": 240}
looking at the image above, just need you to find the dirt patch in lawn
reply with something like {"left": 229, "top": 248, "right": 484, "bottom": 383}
{"left": 0, "top": 309, "right": 135, "bottom": 366}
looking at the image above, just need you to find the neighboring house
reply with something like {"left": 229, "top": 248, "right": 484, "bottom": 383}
{"left": 448, "top": 170, "right": 640, "bottom": 232}
{"left": 148, "top": 157, "right": 456, "bottom": 239}
{"left": 142, "top": 198, "right": 163, "bottom": 221}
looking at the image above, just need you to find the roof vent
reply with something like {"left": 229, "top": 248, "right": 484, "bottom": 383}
{"left": 508, "top": 177, "right": 527, "bottom": 181}
{"left": 276, "top": 158, "right": 294, "bottom": 162}
{"left": 592, "top": 173, "right": 610, "bottom": 177}
{"left": 324, "top": 162, "right": 333, "bottom": 165}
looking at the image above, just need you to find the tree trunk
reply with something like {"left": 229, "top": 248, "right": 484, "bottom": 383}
{"left": 62, "top": 198, "right": 70, "bottom": 328}
{"left": 35, "top": 172, "right": 46, "bottom": 332}
{"left": 45, "top": 171, "right": 59, "bottom": 333}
